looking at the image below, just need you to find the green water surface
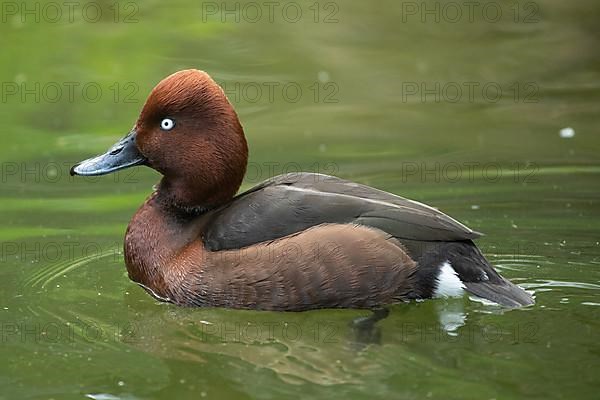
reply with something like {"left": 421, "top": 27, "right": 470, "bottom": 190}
{"left": 1, "top": 1, "right": 599, "bottom": 399}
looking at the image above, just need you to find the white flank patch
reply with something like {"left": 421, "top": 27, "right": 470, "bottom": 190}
{"left": 433, "top": 261, "right": 465, "bottom": 298}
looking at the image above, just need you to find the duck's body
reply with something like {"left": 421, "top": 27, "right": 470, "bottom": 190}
{"left": 125, "top": 172, "right": 532, "bottom": 309}
{"left": 72, "top": 69, "right": 533, "bottom": 310}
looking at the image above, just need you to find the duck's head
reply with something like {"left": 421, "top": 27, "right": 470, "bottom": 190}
{"left": 71, "top": 69, "right": 248, "bottom": 210}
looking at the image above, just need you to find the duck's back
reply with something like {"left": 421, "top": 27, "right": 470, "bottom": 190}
{"left": 204, "top": 173, "right": 481, "bottom": 249}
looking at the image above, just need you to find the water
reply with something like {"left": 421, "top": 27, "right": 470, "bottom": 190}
{"left": 1, "top": 1, "right": 599, "bottom": 399}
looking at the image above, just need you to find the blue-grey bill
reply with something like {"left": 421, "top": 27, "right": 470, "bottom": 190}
{"left": 70, "top": 130, "right": 146, "bottom": 176}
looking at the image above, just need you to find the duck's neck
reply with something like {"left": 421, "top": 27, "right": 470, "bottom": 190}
{"left": 123, "top": 191, "right": 210, "bottom": 301}
{"left": 156, "top": 156, "right": 245, "bottom": 212}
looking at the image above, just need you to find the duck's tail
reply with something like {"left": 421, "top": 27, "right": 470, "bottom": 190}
{"left": 444, "top": 241, "right": 534, "bottom": 307}
{"left": 408, "top": 240, "right": 534, "bottom": 308}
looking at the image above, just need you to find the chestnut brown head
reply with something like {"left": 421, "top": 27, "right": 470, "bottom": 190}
{"left": 71, "top": 69, "right": 248, "bottom": 210}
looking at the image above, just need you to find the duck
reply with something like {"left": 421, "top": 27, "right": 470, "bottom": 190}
{"left": 70, "top": 69, "right": 534, "bottom": 310}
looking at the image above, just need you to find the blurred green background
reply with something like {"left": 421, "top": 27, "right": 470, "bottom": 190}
{"left": 0, "top": 0, "right": 599, "bottom": 399}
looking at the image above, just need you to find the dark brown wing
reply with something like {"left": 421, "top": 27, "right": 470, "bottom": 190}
{"left": 203, "top": 173, "right": 481, "bottom": 251}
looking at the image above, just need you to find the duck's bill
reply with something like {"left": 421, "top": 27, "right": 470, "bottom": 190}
{"left": 70, "top": 130, "right": 146, "bottom": 176}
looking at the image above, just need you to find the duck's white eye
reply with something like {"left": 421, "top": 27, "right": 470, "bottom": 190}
{"left": 160, "top": 118, "right": 175, "bottom": 131}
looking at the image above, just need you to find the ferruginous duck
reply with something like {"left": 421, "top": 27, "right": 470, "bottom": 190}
{"left": 71, "top": 69, "right": 533, "bottom": 310}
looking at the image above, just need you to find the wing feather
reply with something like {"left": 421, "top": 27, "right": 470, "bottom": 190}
{"left": 203, "top": 173, "right": 481, "bottom": 251}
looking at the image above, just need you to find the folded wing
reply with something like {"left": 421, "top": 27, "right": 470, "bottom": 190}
{"left": 203, "top": 173, "right": 481, "bottom": 251}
